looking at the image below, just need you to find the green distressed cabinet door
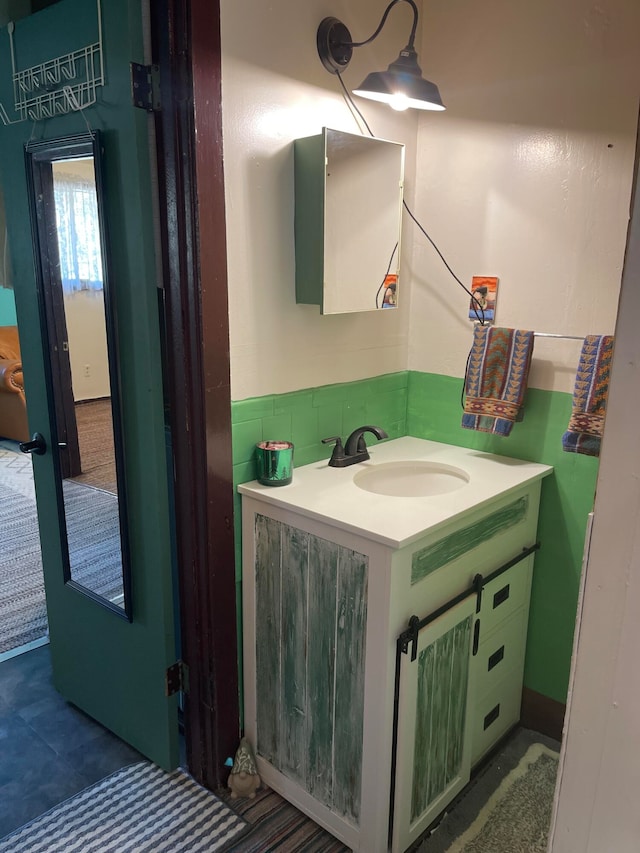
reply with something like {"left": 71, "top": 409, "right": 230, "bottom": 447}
{"left": 392, "top": 596, "right": 476, "bottom": 852}
{"left": 254, "top": 514, "right": 368, "bottom": 826}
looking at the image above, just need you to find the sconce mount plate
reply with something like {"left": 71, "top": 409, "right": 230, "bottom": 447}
{"left": 317, "top": 17, "right": 353, "bottom": 75}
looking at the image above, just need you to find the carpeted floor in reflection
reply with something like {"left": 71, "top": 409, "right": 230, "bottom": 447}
{"left": 72, "top": 398, "right": 117, "bottom": 494}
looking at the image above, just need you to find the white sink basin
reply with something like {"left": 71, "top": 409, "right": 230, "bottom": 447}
{"left": 353, "top": 461, "right": 470, "bottom": 497}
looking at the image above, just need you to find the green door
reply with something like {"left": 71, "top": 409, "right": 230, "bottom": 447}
{"left": 0, "top": 0, "right": 179, "bottom": 770}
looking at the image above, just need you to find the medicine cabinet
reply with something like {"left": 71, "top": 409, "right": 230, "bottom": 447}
{"left": 294, "top": 127, "right": 404, "bottom": 314}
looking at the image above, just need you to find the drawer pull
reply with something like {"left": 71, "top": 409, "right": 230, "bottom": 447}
{"left": 493, "top": 584, "right": 510, "bottom": 609}
{"left": 484, "top": 703, "right": 501, "bottom": 730}
{"left": 487, "top": 645, "right": 505, "bottom": 671}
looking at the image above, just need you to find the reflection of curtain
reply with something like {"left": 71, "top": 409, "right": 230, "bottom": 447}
{"left": 53, "top": 173, "right": 103, "bottom": 293}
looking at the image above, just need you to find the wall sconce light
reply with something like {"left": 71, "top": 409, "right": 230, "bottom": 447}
{"left": 317, "top": 0, "right": 445, "bottom": 112}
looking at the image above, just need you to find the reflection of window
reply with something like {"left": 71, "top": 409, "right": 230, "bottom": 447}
{"left": 54, "top": 173, "right": 103, "bottom": 293}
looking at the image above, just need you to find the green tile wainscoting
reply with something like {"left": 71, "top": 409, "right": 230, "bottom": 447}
{"left": 232, "top": 369, "right": 598, "bottom": 713}
{"left": 406, "top": 371, "right": 599, "bottom": 706}
{"left": 232, "top": 371, "right": 409, "bottom": 581}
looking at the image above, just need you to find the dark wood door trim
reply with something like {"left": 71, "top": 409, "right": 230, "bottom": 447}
{"left": 151, "top": 0, "right": 239, "bottom": 788}
{"left": 27, "top": 156, "right": 81, "bottom": 480}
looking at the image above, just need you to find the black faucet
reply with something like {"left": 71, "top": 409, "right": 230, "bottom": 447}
{"left": 322, "top": 425, "right": 388, "bottom": 467}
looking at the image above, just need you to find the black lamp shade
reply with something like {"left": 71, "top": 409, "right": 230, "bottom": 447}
{"left": 353, "top": 48, "right": 445, "bottom": 111}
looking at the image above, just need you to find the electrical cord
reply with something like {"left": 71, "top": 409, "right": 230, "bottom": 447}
{"left": 337, "top": 72, "right": 373, "bottom": 136}
{"left": 402, "top": 200, "right": 485, "bottom": 324}
{"left": 335, "top": 72, "right": 486, "bottom": 325}
{"left": 335, "top": 72, "right": 486, "bottom": 406}
{"left": 406, "top": 197, "right": 485, "bottom": 408}
{"left": 461, "top": 348, "right": 472, "bottom": 410}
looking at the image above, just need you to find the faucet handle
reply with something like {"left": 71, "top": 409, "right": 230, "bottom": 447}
{"left": 321, "top": 435, "right": 346, "bottom": 466}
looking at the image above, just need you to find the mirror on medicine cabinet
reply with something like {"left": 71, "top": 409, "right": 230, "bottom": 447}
{"left": 294, "top": 127, "right": 405, "bottom": 314}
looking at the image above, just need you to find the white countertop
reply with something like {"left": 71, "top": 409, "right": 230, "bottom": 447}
{"left": 238, "top": 437, "right": 553, "bottom": 549}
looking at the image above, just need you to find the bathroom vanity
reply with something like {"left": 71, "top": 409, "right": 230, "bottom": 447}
{"left": 239, "top": 437, "right": 552, "bottom": 852}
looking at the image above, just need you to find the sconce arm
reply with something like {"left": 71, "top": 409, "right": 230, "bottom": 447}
{"left": 348, "top": 0, "right": 418, "bottom": 51}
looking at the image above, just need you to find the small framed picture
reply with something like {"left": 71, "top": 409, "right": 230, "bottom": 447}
{"left": 469, "top": 276, "right": 498, "bottom": 323}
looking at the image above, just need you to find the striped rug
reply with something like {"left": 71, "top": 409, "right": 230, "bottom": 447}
{"left": 0, "top": 450, "right": 47, "bottom": 654}
{"left": 0, "top": 762, "right": 247, "bottom": 853}
{"left": 0, "top": 448, "right": 124, "bottom": 655}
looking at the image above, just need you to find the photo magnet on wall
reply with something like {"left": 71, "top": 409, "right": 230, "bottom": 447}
{"left": 469, "top": 276, "right": 498, "bottom": 323}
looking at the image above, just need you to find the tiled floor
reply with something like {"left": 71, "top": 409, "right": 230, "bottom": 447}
{"left": 0, "top": 645, "right": 143, "bottom": 838}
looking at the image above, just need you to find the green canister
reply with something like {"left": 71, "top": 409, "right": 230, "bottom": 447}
{"left": 255, "top": 440, "right": 294, "bottom": 486}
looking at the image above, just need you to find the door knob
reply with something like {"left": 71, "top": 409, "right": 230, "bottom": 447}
{"left": 19, "top": 432, "right": 47, "bottom": 456}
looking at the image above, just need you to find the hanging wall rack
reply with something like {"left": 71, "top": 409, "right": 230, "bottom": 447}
{"left": 0, "top": 0, "right": 104, "bottom": 126}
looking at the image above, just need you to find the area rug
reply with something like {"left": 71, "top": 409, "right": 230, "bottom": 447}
{"left": 444, "top": 743, "right": 559, "bottom": 853}
{"left": 0, "top": 448, "right": 123, "bottom": 655}
{"left": 0, "top": 761, "right": 247, "bottom": 852}
{"left": 0, "top": 451, "right": 47, "bottom": 654}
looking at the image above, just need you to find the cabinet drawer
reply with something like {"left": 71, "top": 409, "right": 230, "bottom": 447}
{"left": 470, "top": 673, "right": 522, "bottom": 767}
{"left": 473, "top": 608, "right": 527, "bottom": 704}
{"left": 478, "top": 556, "right": 532, "bottom": 639}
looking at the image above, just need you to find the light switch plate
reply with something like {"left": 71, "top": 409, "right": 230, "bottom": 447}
{"left": 469, "top": 276, "right": 498, "bottom": 324}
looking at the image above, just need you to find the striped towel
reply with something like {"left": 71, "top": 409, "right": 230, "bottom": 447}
{"left": 562, "top": 335, "right": 614, "bottom": 457}
{"left": 462, "top": 326, "right": 535, "bottom": 436}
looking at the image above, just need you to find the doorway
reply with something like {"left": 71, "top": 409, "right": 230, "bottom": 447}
{"left": 0, "top": 0, "right": 182, "bottom": 774}
{"left": 0, "top": 183, "right": 48, "bottom": 661}
{"left": 0, "top": 0, "right": 238, "bottom": 803}
{"left": 0, "top": 324, "right": 48, "bottom": 661}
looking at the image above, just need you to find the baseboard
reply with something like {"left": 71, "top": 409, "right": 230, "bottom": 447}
{"left": 521, "top": 687, "right": 566, "bottom": 741}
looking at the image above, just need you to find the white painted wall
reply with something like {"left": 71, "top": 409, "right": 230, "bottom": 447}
{"left": 221, "top": 0, "right": 638, "bottom": 401}
{"left": 220, "top": 0, "right": 420, "bottom": 401}
{"left": 549, "top": 130, "right": 640, "bottom": 853}
{"left": 53, "top": 157, "right": 110, "bottom": 401}
{"left": 410, "top": 0, "right": 639, "bottom": 393}
{"left": 64, "top": 289, "right": 110, "bottom": 400}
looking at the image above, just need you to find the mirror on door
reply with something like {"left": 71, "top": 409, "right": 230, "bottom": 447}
{"left": 25, "top": 131, "right": 131, "bottom": 619}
